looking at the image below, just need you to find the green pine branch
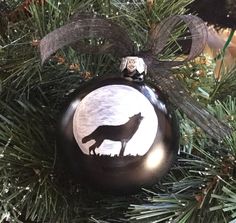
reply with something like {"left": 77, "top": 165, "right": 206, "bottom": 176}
{"left": 1, "top": 0, "right": 236, "bottom": 222}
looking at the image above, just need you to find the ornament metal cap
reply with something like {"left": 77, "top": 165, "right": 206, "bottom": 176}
{"left": 120, "top": 56, "right": 147, "bottom": 75}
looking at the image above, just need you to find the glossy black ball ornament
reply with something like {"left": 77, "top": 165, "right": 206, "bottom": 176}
{"left": 57, "top": 75, "right": 179, "bottom": 193}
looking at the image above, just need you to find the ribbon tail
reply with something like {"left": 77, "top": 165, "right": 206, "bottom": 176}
{"left": 149, "top": 69, "right": 232, "bottom": 140}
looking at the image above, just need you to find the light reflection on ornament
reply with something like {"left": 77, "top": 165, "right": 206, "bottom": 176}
{"left": 70, "top": 99, "right": 80, "bottom": 110}
{"left": 145, "top": 143, "right": 165, "bottom": 170}
{"left": 61, "top": 99, "right": 80, "bottom": 139}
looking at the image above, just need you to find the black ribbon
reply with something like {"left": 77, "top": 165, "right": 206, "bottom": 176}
{"left": 40, "top": 14, "right": 134, "bottom": 64}
{"left": 39, "top": 14, "right": 232, "bottom": 140}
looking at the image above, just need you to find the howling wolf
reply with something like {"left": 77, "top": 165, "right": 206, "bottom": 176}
{"left": 82, "top": 113, "right": 143, "bottom": 156}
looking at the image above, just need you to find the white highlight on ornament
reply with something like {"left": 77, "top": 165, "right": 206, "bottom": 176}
{"left": 71, "top": 99, "right": 80, "bottom": 110}
{"left": 73, "top": 85, "right": 158, "bottom": 156}
{"left": 120, "top": 57, "right": 147, "bottom": 74}
{"left": 145, "top": 143, "right": 165, "bottom": 170}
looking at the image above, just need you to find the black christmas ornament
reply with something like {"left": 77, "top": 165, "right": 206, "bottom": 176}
{"left": 39, "top": 14, "right": 232, "bottom": 192}
{"left": 57, "top": 56, "right": 179, "bottom": 192}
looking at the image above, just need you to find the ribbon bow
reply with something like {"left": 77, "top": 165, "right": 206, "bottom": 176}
{"left": 40, "top": 14, "right": 232, "bottom": 140}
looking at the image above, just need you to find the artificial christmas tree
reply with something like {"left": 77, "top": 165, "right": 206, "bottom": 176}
{"left": 0, "top": 0, "right": 236, "bottom": 222}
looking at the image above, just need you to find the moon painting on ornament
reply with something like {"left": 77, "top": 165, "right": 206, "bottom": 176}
{"left": 73, "top": 85, "right": 158, "bottom": 157}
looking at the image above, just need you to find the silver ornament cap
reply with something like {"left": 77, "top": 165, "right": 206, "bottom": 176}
{"left": 120, "top": 57, "right": 147, "bottom": 81}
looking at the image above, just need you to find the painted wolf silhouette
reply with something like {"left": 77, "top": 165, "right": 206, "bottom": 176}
{"left": 82, "top": 112, "right": 143, "bottom": 156}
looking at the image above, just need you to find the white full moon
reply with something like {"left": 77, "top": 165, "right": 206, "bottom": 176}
{"left": 73, "top": 85, "right": 158, "bottom": 156}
